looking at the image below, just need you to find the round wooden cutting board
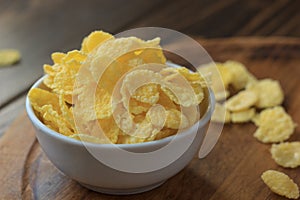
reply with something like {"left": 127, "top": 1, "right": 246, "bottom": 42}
{"left": 1, "top": 37, "right": 300, "bottom": 200}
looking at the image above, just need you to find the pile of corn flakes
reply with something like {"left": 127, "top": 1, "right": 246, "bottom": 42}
{"left": 29, "top": 30, "right": 209, "bottom": 144}
{"left": 200, "top": 60, "right": 299, "bottom": 199}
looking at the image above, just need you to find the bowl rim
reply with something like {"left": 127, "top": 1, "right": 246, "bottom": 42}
{"left": 26, "top": 75, "right": 214, "bottom": 149}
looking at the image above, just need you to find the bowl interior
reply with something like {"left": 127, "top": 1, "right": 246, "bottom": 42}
{"left": 26, "top": 73, "right": 214, "bottom": 149}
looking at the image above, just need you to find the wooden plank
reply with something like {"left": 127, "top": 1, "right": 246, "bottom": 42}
{"left": 0, "top": 37, "right": 299, "bottom": 199}
{"left": 126, "top": 0, "right": 300, "bottom": 38}
{"left": 0, "top": 112, "right": 36, "bottom": 200}
{"left": 0, "top": 94, "right": 26, "bottom": 137}
{"left": 0, "top": 0, "right": 163, "bottom": 107}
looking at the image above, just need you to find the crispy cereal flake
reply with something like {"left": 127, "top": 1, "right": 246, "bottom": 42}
{"left": 69, "top": 134, "right": 104, "bottom": 143}
{"left": 247, "top": 79, "right": 284, "bottom": 108}
{"left": 0, "top": 49, "right": 21, "bottom": 67}
{"left": 261, "top": 170, "right": 299, "bottom": 199}
{"left": 271, "top": 142, "right": 300, "bottom": 168}
{"left": 231, "top": 108, "right": 255, "bottom": 123}
{"left": 29, "top": 30, "right": 209, "bottom": 144}
{"left": 254, "top": 107, "right": 296, "bottom": 143}
{"left": 223, "top": 60, "right": 252, "bottom": 91}
{"left": 226, "top": 90, "right": 257, "bottom": 112}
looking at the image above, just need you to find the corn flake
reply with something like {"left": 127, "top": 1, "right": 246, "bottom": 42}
{"left": 81, "top": 31, "right": 114, "bottom": 54}
{"left": 231, "top": 108, "right": 255, "bottom": 123}
{"left": 90, "top": 37, "right": 166, "bottom": 94}
{"left": 129, "top": 98, "right": 151, "bottom": 115}
{"left": 28, "top": 88, "right": 61, "bottom": 114}
{"left": 74, "top": 84, "right": 112, "bottom": 121}
{"left": 223, "top": 60, "right": 252, "bottom": 91}
{"left": 40, "top": 105, "right": 74, "bottom": 136}
{"left": 251, "top": 113, "right": 260, "bottom": 126}
{"left": 69, "top": 134, "right": 104, "bottom": 144}
{"left": 161, "top": 72, "right": 202, "bottom": 107}
{"left": 29, "top": 30, "right": 209, "bottom": 144}
{"left": 0, "top": 49, "right": 21, "bottom": 67}
{"left": 226, "top": 90, "right": 257, "bottom": 112}
{"left": 197, "top": 62, "right": 228, "bottom": 96}
{"left": 254, "top": 107, "right": 296, "bottom": 143}
{"left": 247, "top": 79, "right": 284, "bottom": 108}
{"left": 155, "top": 128, "right": 177, "bottom": 140}
{"left": 121, "top": 69, "right": 162, "bottom": 109}
{"left": 132, "top": 83, "right": 159, "bottom": 105}
{"left": 165, "top": 109, "right": 189, "bottom": 129}
{"left": 271, "top": 142, "right": 300, "bottom": 168}
{"left": 146, "top": 104, "right": 166, "bottom": 128}
{"left": 261, "top": 170, "right": 299, "bottom": 199}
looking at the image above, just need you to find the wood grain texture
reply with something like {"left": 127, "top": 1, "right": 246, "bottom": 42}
{"left": 0, "top": 95, "right": 25, "bottom": 136}
{"left": 0, "top": 37, "right": 299, "bottom": 200}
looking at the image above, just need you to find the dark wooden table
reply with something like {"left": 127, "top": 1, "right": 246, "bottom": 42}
{"left": 0, "top": 0, "right": 299, "bottom": 199}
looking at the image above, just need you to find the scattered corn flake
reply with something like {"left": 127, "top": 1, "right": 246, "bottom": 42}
{"left": 251, "top": 113, "right": 260, "bottom": 126}
{"left": 197, "top": 62, "right": 227, "bottom": 99}
{"left": 247, "top": 79, "right": 284, "bottom": 108}
{"left": 211, "top": 103, "right": 231, "bottom": 123}
{"left": 231, "top": 108, "right": 255, "bottom": 123}
{"left": 261, "top": 170, "right": 299, "bottom": 199}
{"left": 0, "top": 49, "right": 21, "bottom": 67}
{"left": 216, "top": 63, "right": 233, "bottom": 89}
{"left": 223, "top": 60, "right": 252, "bottom": 91}
{"left": 214, "top": 90, "right": 230, "bottom": 102}
{"left": 271, "top": 142, "right": 300, "bottom": 168}
{"left": 254, "top": 107, "right": 296, "bottom": 143}
{"left": 226, "top": 90, "right": 257, "bottom": 112}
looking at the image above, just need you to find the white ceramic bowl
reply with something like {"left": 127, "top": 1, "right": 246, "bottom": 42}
{"left": 26, "top": 75, "right": 215, "bottom": 195}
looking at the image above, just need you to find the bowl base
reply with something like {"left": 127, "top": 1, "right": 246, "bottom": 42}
{"left": 79, "top": 181, "right": 165, "bottom": 195}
